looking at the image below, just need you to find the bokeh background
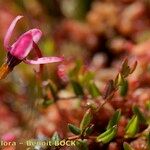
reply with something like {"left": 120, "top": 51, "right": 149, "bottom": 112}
{"left": 0, "top": 0, "right": 150, "bottom": 150}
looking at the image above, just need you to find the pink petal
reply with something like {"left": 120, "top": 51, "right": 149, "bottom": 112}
{"left": 10, "top": 33, "right": 33, "bottom": 59}
{"left": 9, "top": 29, "right": 42, "bottom": 60}
{"left": 4, "top": 15, "right": 23, "bottom": 50}
{"left": 26, "top": 29, "right": 42, "bottom": 43}
{"left": 24, "top": 57, "right": 64, "bottom": 64}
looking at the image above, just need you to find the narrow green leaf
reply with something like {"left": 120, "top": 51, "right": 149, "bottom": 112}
{"left": 81, "top": 72, "right": 94, "bottom": 86}
{"left": 51, "top": 132, "right": 61, "bottom": 143}
{"left": 120, "top": 59, "right": 131, "bottom": 77}
{"left": 125, "top": 115, "right": 139, "bottom": 138}
{"left": 120, "top": 59, "right": 137, "bottom": 77}
{"left": 119, "top": 80, "right": 128, "bottom": 97}
{"left": 71, "top": 80, "right": 84, "bottom": 97}
{"left": 116, "top": 73, "right": 125, "bottom": 86}
{"left": 42, "top": 99, "right": 54, "bottom": 108}
{"left": 69, "top": 60, "right": 82, "bottom": 79}
{"left": 107, "top": 109, "right": 121, "bottom": 129}
{"left": 47, "top": 80, "right": 58, "bottom": 100}
{"left": 76, "top": 140, "right": 89, "bottom": 150}
{"left": 84, "top": 124, "right": 94, "bottom": 136}
{"left": 88, "top": 81, "right": 101, "bottom": 98}
{"left": 123, "top": 142, "right": 133, "bottom": 150}
{"left": 80, "top": 109, "right": 93, "bottom": 131}
{"left": 114, "top": 74, "right": 119, "bottom": 88}
{"left": 96, "top": 126, "right": 117, "bottom": 144}
{"left": 103, "top": 80, "right": 115, "bottom": 100}
{"left": 68, "top": 124, "right": 81, "bottom": 135}
{"left": 133, "top": 106, "right": 147, "bottom": 124}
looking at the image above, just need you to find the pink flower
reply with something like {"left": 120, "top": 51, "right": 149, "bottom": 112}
{"left": 0, "top": 16, "right": 64, "bottom": 79}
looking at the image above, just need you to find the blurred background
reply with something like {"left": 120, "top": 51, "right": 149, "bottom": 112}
{"left": 0, "top": 0, "right": 150, "bottom": 150}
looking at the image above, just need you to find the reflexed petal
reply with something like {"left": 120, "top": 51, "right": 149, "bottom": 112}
{"left": 19, "top": 29, "right": 42, "bottom": 44}
{"left": 4, "top": 15, "right": 23, "bottom": 50}
{"left": 10, "top": 33, "right": 33, "bottom": 59}
{"left": 24, "top": 57, "right": 64, "bottom": 64}
{"left": 12, "top": 28, "right": 42, "bottom": 49}
{"left": 9, "top": 29, "right": 42, "bottom": 60}
{"left": 27, "top": 29, "right": 42, "bottom": 43}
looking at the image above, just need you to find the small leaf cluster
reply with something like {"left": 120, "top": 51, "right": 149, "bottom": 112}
{"left": 68, "top": 109, "right": 93, "bottom": 137}
{"left": 68, "top": 109, "right": 121, "bottom": 145}
{"left": 65, "top": 59, "right": 142, "bottom": 149}
{"left": 42, "top": 59, "right": 150, "bottom": 149}
{"left": 69, "top": 59, "right": 137, "bottom": 100}
{"left": 96, "top": 109, "right": 121, "bottom": 144}
{"left": 125, "top": 106, "right": 147, "bottom": 138}
{"left": 69, "top": 60, "right": 101, "bottom": 99}
{"left": 103, "top": 59, "right": 137, "bottom": 99}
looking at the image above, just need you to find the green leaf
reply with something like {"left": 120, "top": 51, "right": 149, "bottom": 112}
{"left": 69, "top": 60, "right": 82, "bottom": 79}
{"left": 119, "top": 80, "right": 128, "bottom": 97}
{"left": 125, "top": 115, "right": 139, "bottom": 138}
{"left": 120, "top": 59, "right": 131, "bottom": 78}
{"left": 120, "top": 59, "right": 137, "bottom": 77}
{"left": 80, "top": 109, "right": 93, "bottom": 132}
{"left": 76, "top": 140, "right": 89, "bottom": 150}
{"left": 47, "top": 80, "right": 58, "bottom": 100}
{"left": 96, "top": 126, "right": 117, "bottom": 144}
{"left": 107, "top": 109, "right": 121, "bottom": 129}
{"left": 88, "top": 81, "right": 101, "bottom": 98}
{"left": 84, "top": 124, "right": 94, "bottom": 136}
{"left": 51, "top": 132, "right": 61, "bottom": 143}
{"left": 102, "top": 80, "right": 115, "bottom": 100}
{"left": 71, "top": 80, "right": 84, "bottom": 97}
{"left": 68, "top": 124, "right": 81, "bottom": 135}
{"left": 81, "top": 72, "right": 94, "bottom": 86}
{"left": 42, "top": 99, "right": 54, "bottom": 108}
{"left": 123, "top": 142, "right": 133, "bottom": 150}
{"left": 115, "top": 73, "right": 125, "bottom": 86}
{"left": 133, "top": 106, "right": 147, "bottom": 124}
